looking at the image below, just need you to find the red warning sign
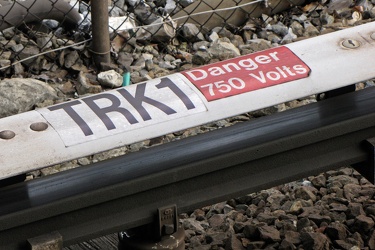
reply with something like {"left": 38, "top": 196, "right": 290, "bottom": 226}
{"left": 182, "top": 46, "right": 311, "bottom": 101}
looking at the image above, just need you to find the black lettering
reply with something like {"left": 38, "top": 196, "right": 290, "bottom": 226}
{"left": 48, "top": 100, "right": 93, "bottom": 136}
{"left": 83, "top": 94, "right": 138, "bottom": 131}
{"left": 117, "top": 83, "right": 176, "bottom": 121}
{"left": 156, "top": 77, "right": 196, "bottom": 110}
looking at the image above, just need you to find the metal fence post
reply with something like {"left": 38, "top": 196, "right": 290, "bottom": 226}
{"left": 91, "top": 0, "right": 111, "bottom": 69}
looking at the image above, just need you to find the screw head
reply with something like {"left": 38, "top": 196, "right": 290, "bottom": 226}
{"left": 0, "top": 130, "right": 15, "bottom": 140}
{"left": 371, "top": 32, "right": 375, "bottom": 40}
{"left": 162, "top": 224, "right": 175, "bottom": 235}
{"left": 30, "top": 122, "right": 48, "bottom": 131}
{"left": 341, "top": 39, "right": 361, "bottom": 49}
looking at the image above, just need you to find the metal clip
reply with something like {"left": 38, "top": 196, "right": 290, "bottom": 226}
{"left": 157, "top": 204, "right": 178, "bottom": 239}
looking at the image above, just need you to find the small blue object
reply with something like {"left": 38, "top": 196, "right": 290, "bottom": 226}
{"left": 122, "top": 72, "right": 130, "bottom": 87}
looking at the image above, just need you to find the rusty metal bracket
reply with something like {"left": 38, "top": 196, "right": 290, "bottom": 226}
{"left": 28, "top": 231, "right": 62, "bottom": 250}
{"left": 118, "top": 205, "right": 184, "bottom": 250}
{"left": 157, "top": 204, "right": 178, "bottom": 239}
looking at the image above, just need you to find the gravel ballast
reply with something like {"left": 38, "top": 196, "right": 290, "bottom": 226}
{"left": 0, "top": 0, "right": 374, "bottom": 249}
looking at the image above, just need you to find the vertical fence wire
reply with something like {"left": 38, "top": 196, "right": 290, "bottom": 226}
{"left": 91, "top": 0, "right": 110, "bottom": 68}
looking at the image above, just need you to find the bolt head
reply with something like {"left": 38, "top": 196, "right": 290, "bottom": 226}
{"left": 341, "top": 39, "right": 361, "bottom": 49}
{"left": 163, "top": 224, "right": 175, "bottom": 235}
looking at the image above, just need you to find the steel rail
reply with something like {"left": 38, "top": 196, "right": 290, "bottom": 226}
{"left": 0, "top": 87, "right": 375, "bottom": 249}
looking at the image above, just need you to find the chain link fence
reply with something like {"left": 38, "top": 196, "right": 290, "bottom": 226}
{"left": 0, "top": 0, "right": 373, "bottom": 81}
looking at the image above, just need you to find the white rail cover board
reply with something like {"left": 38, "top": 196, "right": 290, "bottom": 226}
{"left": 1, "top": 21, "right": 375, "bottom": 179}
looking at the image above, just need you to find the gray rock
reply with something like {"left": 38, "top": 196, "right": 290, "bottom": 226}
{"left": 289, "top": 200, "right": 303, "bottom": 214}
{"left": 180, "top": 23, "right": 205, "bottom": 42}
{"left": 303, "top": 25, "right": 320, "bottom": 37}
{"left": 246, "top": 241, "right": 265, "bottom": 249}
{"left": 294, "top": 186, "right": 317, "bottom": 202}
{"left": 347, "top": 203, "right": 366, "bottom": 219}
{"left": 257, "top": 213, "right": 277, "bottom": 225}
{"left": 325, "top": 221, "right": 348, "bottom": 240}
{"left": 307, "top": 214, "right": 331, "bottom": 226}
{"left": 208, "top": 31, "right": 219, "bottom": 42}
{"left": 77, "top": 157, "right": 91, "bottom": 166}
{"left": 64, "top": 50, "right": 80, "bottom": 69}
{"left": 246, "top": 204, "right": 259, "bottom": 217}
{"left": 279, "top": 239, "right": 297, "bottom": 250}
{"left": 133, "top": 2, "right": 159, "bottom": 24}
{"left": 208, "top": 41, "right": 240, "bottom": 60}
{"left": 281, "top": 28, "right": 298, "bottom": 44}
{"left": 0, "top": 78, "right": 57, "bottom": 118}
{"left": 208, "top": 214, "right": 226, "bottom": 229}
{"left": 284, "top": 231, "right": 301, "bottom": 245}
{"left": 320, "top": 12, "right": 335, "bottom": 25}
{"left": 164, "top": 0, "right": 177, "bottom": 14}
{"left": 290, "top": 21, "right": 304, "bottom": 37}
{"left": 334, "top": 240, "right": 356, "bottom": 249}
{"left": 267, "top": 33, "right": 281, "bottom": 43}
{"left": 128, "top": 141, "right": 147, "bottom": 152}
{"left": 36, "top": 34, "right": 53, "bottom": 49}
{"left": 234, "top": 204, "right": 248, "bottom": 212}
{"left": 1, "top": 27, "right": 15, "bottom": 39}
{"left": 328, "top": 175, "right": 359, "bottom": 186}
{"left": 230, "top": 35, "right": 245, "bottom": 48}
{"left": 243, "top": 39, "right": 272, "bottom": 52}
{"left": 297, "top": 218, "right": 311, "bottom": 232}
{"left": 311, "top": 174, "right": 326, "bottom": 188}
{"left": 359, "top": 184, "right": 375, "bottom": 198}
{"left": 117, "top": 52, "right": 134, "bottom": 69}
{"left": 205, "top": 231, "right": 227, "bottom": 245}
{"left": 11, "top": 43, "right": 24, "bottom": 53}
{"left": 178, "top": 0, "right": 194, "bottom": 7}
{"left": 133, "top": 55, "right": 146, "bottom": 68}
{"left": 18, "top": 46, "right": 40, "bottom": 66}
{"left": 126, "top": 0, "right": 140, "bottom": 7}
{"left": 233, "top": 222, "right": 245, "bottom": 234}
{"left": 77, "top": 72, "right": 102, "bottom": 95}
{"left": 225, "top": 234, "right": 245, "bottom": 250}
{"left": 328, "top": 0, "right": 353, "bottom": 12}
{"left": 0, "top": 59, "right": 10, "bottom": 71}
{"left": 300, "top": 232, "right": 330, "bottom": 250}
{"left": 92, "top": 146, "right": 128, "bottom": 163}
{"left": 212, "top": 27, "right": 234, "bottom": 39}
{"left": 192, "top": 209, "right": 206, "bottom": 221}
{"left": 158, "top": 60, "right": 175, "bottom": 69}
{"left": 343, "top": 183, "right": 362, "bottom": 201}
{"left": 243, "top": 223, "right": 259, "bottom": 240}
{"left": 367, "top": 229, "right": 375, "bottom": 249}
{"left": 366, "top": 205, "right": 375, "bottom": 217}
{"left": 348, "top": 232, "right": 365, "bottom": 248}
{"left": 352, "top": 215, "right": 375, "bottom": 234}
{"left": 258, "top": 225, "right": 281, "bottom": 242}
{"left": 97, "top": 70, "right": 123, "bottom": 88}
{"left": 182, "top": 218, "right": 206, "bottom": 235}
{"left": 271, "top": 22, "right": 289, "bottom": 36}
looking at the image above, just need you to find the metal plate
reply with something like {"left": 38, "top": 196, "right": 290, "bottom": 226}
{"left": 182, "top": 46, "right": 311, "bottom": 101}
{"left": 37, "top": 75, "right": 207, "bottom": 147}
